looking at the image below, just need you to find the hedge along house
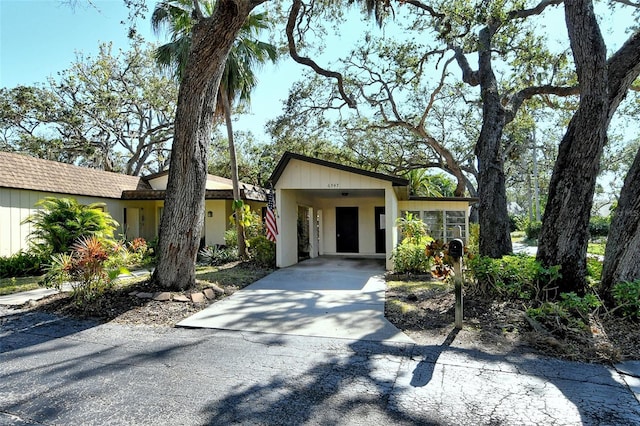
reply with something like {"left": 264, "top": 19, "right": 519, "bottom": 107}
{"left": 269, "top": 152, "right": 477, "bottom": 270}
{"left": 0, "top": 151, "right": 265, "bottom": 257}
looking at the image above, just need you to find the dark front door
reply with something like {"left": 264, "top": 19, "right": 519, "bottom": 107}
{"left": 375, "top": 206, "right": 385, "bottom": 253}
{"left": 336, "top": 207, "right": 359, "bottom": 253}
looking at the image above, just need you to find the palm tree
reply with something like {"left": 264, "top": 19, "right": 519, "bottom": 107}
{"left": 152, "top": 0, "right": 277, "bottom": 259}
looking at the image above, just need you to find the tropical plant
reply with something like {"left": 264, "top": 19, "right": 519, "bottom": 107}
{"left": 22, "top": 197, "right": 118, "bottom": 257}
{"left": 152, "top": 0, "right": 277, "bottom": 261}
{"left": 44, "top": 236, "right": 126, "bottom": 304}
{"left": 396, "top": 212, "right": 428, "bottom": 245}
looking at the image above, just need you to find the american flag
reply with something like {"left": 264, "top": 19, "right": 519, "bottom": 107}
{"left": 265, "top": 189, "right": 278, "bottom": 242}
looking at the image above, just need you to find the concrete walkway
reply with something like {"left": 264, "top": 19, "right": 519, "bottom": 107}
{"left": 178, "top": 257, "right": 413, "bottom": 343}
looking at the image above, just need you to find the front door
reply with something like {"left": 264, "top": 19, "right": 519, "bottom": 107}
{"left": 336, "top": 207, "right": 359, "bottom": 253}
{"left": 375, "top": 206, "right": 385, "bottom": 253}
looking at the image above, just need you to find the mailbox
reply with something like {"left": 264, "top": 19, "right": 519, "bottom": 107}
{"left": 449, "top": 239, "right": 464, "bottom": 259}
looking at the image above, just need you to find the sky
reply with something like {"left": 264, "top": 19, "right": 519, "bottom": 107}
{"left": 0, "top": 0, "right": 308, "bottom": 138}
{"left": 0, "top": 1, "right": 636, "bottom": 144}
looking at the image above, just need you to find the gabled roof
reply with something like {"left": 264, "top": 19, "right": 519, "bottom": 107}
{"left": 269, "top": 152, "right": 409, "bottom": 187}
{"left": 0, "top": 151, "right": 149, "bottom": 199}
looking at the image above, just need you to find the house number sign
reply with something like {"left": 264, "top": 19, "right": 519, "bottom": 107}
{"left": 327, "top": 183, "right": 340, "bottom": 188}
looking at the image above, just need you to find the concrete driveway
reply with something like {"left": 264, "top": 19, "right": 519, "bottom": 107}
{"left": 178, "top": 256, "right": 413, "bottom": 343}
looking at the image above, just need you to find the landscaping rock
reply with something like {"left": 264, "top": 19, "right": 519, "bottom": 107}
{"left": 210, "top": 284, "right": 225, "bottom": 295}
{"left": 172, "top": 294, "right": 190, "bottom": 303}
{"left": 153, "top": 292, "right": 172, "bottom": 302}
{"left": 203, "top": 288, "right": 215, "bottom": 300}
{"left": 190, "top": 292, "right": 205, "bottom": 303}
{"left": 136, "top": 292, "right": 154, "bottom": 299}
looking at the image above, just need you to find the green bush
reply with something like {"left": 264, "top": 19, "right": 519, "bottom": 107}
{"left": 589, "top": 216, "right": 610, "bottom": 238}
{"left": 44, "top": 236, "right": 126, "bottom": 304}
{"left": 199, "top": 245, "right": 238, "bottom": 266}
{"left": 23, "top": 197, "right": 118, "bottom": 257}
{"left": 248, "top": 236, "right": 275, "bottom": 268}
{"left": 527, "top": 291, "right": 602, "bottom": 334}
{"left": 611, "top": 280, "right": 640, "bottom": 319}
{"left": 392, "top": 239, "right": 432, "bottom": 274}
{"left": 0, "top": 251, "right": 44, "bottom": 278}
{"left": 525, "top": 220, "right": 542, "bottom": 240}
{"left": 224, "top": 228, "right": 238, "bottom": 248}
{"left": 467, "top": 254, "right": 561, "bottom": 300}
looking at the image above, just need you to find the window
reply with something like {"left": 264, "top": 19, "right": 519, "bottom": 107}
{"left": 399, "top": 209, "right": 467, "bottom": 242}
{"left": 445, "top": 211, "right": 466, "bottom": 241}
{"left": 423, "top": 211, "right": 444, "bottom": 240}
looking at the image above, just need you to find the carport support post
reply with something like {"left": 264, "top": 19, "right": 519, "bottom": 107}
{"left": 454, "top": 258, "right": 463, "bottom": 329}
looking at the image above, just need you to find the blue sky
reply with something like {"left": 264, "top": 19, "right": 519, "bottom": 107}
{"left": 0, "top": 0, "right": 300, "bottom": 137}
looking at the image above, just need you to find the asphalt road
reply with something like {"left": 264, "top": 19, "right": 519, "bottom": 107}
{"left": 1, "top": 306, "right": 640, "bottom": 426}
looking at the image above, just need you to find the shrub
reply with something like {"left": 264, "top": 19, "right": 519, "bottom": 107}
{"left": 248, "top": 236, "right": 275, "bottom": 268}
{"left": 611, "top": 280, "right": 640, "bottom": 319}
{"left": 23, "top": 197, "right": 118, "bottom": 257}
{"left": 525, "top": 220, "right": 542, "bottom": 240}
{"left": 396, "top": 212, "right": 427, "bottom": 244}
{"left": 224, "top": 228, "right": 238, "bottom": 248}
{"left": 392, "top": 237, "right": 432, "bottom": 274}
{"left": 589, "top": 215, "right": 610, "bottom": 238}
{"left": 44, "top": 236, "right": 126, "bottom": 304}
{"left": 467, "top": 254, "right": 561, "bottom": 300}
{"left": 0, "top": 251, "right": 44, "bottom": 278}
{"left": 199, "top": 245, "right": 238, "bottom": 266}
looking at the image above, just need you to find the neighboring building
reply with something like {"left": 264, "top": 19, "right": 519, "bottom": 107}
{"left": 269, "top": 152, "right": 476, "bottom": 270}
{"left": 0, "top": 151, "right": 476, "bottom": 271}
{"left": 0, "top": 151, "right": 265, "bottom": 257}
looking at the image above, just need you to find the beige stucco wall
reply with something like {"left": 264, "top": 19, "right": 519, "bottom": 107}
{"left": 0, "top": 188, "right": 128, "bottom": 257}
{"left": 314, "top": 196, "right": 383, "bottom": 255}
{"left": 274, "top": 159, "right": 401, "bottom": 269}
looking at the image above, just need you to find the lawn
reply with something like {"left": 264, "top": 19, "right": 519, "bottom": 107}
{"left": 0, "top": 275, "right": 43, "bottom": 296}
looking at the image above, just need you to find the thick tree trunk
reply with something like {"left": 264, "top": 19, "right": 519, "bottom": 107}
{"left": 476, "top": 27, "right": 512, "bottom": 258}
{"left": 601, "top": 149, "right": 640, "bottom": 298}
{"left": 537, "top": 0, "right": 608, "bottom": 294}
{"left": 537, "top": 2, "right": 640, "bottom": 296}
{"left": 221, "top": 90, "right": 248, "bottom": 259}
{"left": 152, "top": 1, "right": 256, "bottom": 290}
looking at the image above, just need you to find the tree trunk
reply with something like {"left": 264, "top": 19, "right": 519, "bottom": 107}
{"left": 537, "top": 0, "right": 608, "bottom": 294}
{"left": 601, "top": 149, "right": 640, "bottom": 299}
{"left": 220, "top": 89, "right": 248, "bottom": 259}
{"left": 537, "top": 2, "right": 640, "bottom": 296}
{"left": 475, "top": 27, "right": 512, "bottom": 258}
{"left": 152, "top": 1, "right": 256, "bottom": 290}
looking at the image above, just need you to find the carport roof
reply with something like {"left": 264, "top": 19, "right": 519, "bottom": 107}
{"left": 269, "top": 152, "right": 409, "bottom": 187}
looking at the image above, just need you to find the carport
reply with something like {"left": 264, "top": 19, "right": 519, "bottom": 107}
{"left": 269, "top": 152, "right": 409, "bottom": 270}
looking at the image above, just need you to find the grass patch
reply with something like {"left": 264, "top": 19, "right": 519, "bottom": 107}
{"left": 0, "top": 275, "right": 44, "bottom": 296}
{"left": 387, "top": 298, "right": 417, "bottom": 315}
{"left": 587, "top": 242, "right": 606, "bottom": 256}
{"left": 387, "top": 280, "right": 450, "bottom": 293}
{"left": 195, "top": 263, "right": 272, "bottom": 289}
{"left": 511, "top": 231, "right": 526, "bottom": 242}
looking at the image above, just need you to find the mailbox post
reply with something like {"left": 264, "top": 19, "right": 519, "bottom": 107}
{"left": 449, "top": 239, "right": 464, "bottom": 329}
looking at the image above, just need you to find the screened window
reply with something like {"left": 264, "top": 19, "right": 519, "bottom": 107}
{"left": 399, "top": 209, "right": 467, "bottom": 242}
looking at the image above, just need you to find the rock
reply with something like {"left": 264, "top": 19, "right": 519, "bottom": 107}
{"left": 210, "top": 284, "right": 225, "bottom": 295}
{"left": 172, "top": 294, "right": 190, "bottom": 303}
{"left": 203, "top": 288, "right": 215, "bottom": 300}
{"left": 128, "top": 291, "right": 139, "bottom": 296}
{"left": 153, "top": 292, "right": 172, "bottom": 301}
{"left": 136, "top": 292, "right": 154, "bottom": 299}
{"left": 190, "top": 292, "right": 205, "bottom": 303}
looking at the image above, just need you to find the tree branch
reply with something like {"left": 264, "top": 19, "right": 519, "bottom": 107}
{"left": 286, "top": 0, "right": 356, "bottom": 108}
{"left": 451, "top": 46, "right": 479, "bottom": 86}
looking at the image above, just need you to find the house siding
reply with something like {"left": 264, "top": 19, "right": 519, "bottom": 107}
{"left": 0, "top": 188, "right": 127, "bottom": 257}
